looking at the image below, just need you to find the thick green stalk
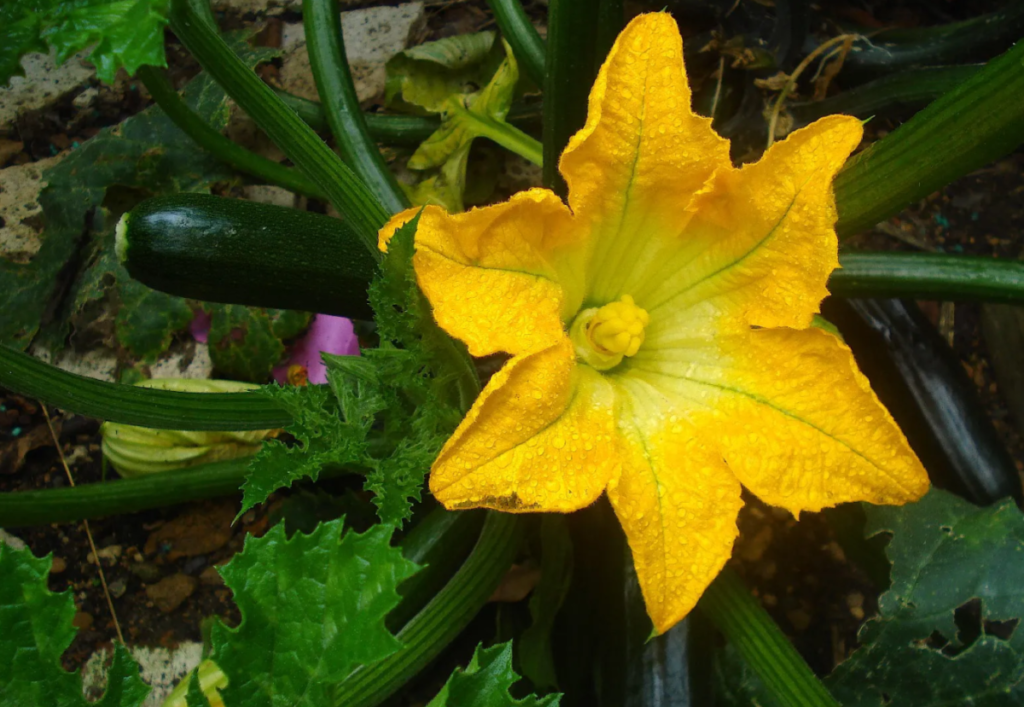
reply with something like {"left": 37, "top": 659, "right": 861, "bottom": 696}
{"left": 0, "top": 459, "right": 337, "bottom": 527}
{"left": 830, "top": 252, "right": 1024, "bottom": 303}
{"left": 449, "top": 103, "right": 543, "bottom": 165}
{"left": 486, "top": 0, "right": 546, "bottom": 87}
{"left": 137, "top": 66, "right": 325, "bottom": 199}
{"left": 595, "top": 0, "right": 624, "bottom": 70}
{"left": 791, "top": 65, "right": 979, "bottom": 126}
{"left": 302, "top": 0, "right": 407, "bottom": 213}
{"left": 542, "top": 0, "right": 599, "bottom": 195}
{"left": 0, "top": 347, "right": 290, "bottom": 430}
{"left": 168, "top": 0, "right": 388, "bottom": 256}
{"left": 332, "top": 512, "right": 522, "bottom": 707}
{"left": 834, "top": 40, "right": 1024, "bottom": 238}
{"left": 699, "top": 568, "right": 839, "bottom": 707}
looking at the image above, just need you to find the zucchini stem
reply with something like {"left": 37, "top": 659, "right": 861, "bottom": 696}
{"left": 137, "top": 66, "right": 326, "bottom": 200}
{"left": 302, "top": 0, "right": 409, "bottom": 213}
{"left": 699, "top": 568, "right": 840, "bottom": 707}
{"left": 449, "top": 102, "right": 543, "bottom": 166}
{"left": 331, "top": 512, "right": 522, "bottom": 707}
{"left": 168, "top": 0, "right": 389, "bottom": 258}
{"left": 485, "top": 0, "right": 546, "bottom": 87}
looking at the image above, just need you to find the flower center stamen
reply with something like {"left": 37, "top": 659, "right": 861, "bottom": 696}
{"left": 570, "top": 295, "right": 650, "bottom": 371}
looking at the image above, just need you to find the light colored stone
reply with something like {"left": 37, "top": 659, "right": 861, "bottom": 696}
{"left": 242, "top": 184, "right": 297, "bottom": 208}
{"left": 148, "top": 341, "right": 214, "bottom": 380}
{"left": 0, "top": 529, "right": 27, "bottom": 551}
{"left": 29, "top": 343, "right": 120, "bottom": 383}
{"left": 280, "top": 2, "right": 425, "bottom": 103}
{"left": 82, "top": 642, "right": 204, "bottom": 706}
{"left": 1, "top": 51, "right": 94, "bottom": 129}
{"left": 0, "top": 154, "right": 65, "bottom": 264}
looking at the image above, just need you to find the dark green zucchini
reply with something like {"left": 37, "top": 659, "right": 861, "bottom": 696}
{"left": 117, "top": 194, "right": 377, "bottom": 319}
{"left": 822, "top": 298, "right": 1022, "bottom": 506}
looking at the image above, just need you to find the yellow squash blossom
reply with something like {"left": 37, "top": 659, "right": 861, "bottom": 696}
{"left": 381, "top": 13, "right": 929, "bottom": 633}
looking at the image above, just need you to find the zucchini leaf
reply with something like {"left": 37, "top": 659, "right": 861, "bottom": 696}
{"left": 1, "top": 33, "right": 277, "bottom": 355}
{"left": 241, "top": 215, "right": 463, "bottom": 525}
{"left": 202, "top": 304, "right": 312, "bottom": 382}
{"left": 0, "top": 543, "right": 149, "bottom": 706}
{"left": 205, "top": 518, "right": 418, "bottom": 707}
{"left": 427, "top": 642, "right": 560, "bottom": 707}
{"left": 404, "top": 41, "right": 520, "bottom": 212}
{"left": 385, "top": 31, "right": 504, "bottom": 113}
{"left": 0, "top": 0, "right": 171, "bottom": 86}
{"left": 826, "top": 489, "right": 1024, "bottom": 705}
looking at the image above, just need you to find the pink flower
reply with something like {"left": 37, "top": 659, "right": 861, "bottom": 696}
{"left": 189, "top": 311, "right": 359, "bottom": 384}
{"left": 272, "top": 314, "right": 360, "bottom": 385}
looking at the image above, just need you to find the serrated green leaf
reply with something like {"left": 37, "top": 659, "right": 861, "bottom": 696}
{"left": 239, "top": 214, "right": 463, "bottom": 526}
{"left": 385, "top": 31, "right": 503, "bottom": 112}
{"left": 427, "top": 642, "right": 560, "bottom": 707}
{"left": 240, "top": 383, "right": 359, "bottom": 515}
{"left": 207, "top": 518, "right": 418, "bottom": 707}
{"left": 0, "top": 0, "right": 171, "bottom": 86}
{"left": 826, "top": 489, "right": 1024, "bottom": 706}
{"left": 0, "top": 544, "right": 150, "bottom": 706}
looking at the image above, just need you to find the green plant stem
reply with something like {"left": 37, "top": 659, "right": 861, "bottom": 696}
{"left": 699, "top": 568, "right": 840, "bottom": 707}
{"left": 831, "top": 252, "right": 1024, "bottom": 303}
{"left": 168, "top": 0, "right": 388, "bottom": 256}
{"left": 449, "top": 103, "right": 543, "bottom": 165}
{"left": 136, "top": 66, "right": 325, "bottom": 199}
{"left": 542, "top": 0, "right": 599, "bottom": 195}
{"left": 790, "top": 65, "right": 980, "bottom": 126}
{"left": 834, "top": 39, "right": 1024, "bottom": 239}
{"left": 275, "top": 88, "right": 440, "bottom": 144}
{"left": 486, "top": 0, "right": 546, "bottom": 87}
{"left": 302, "top": 0, "right": 408, "bottom": 213}
{"left": 595, "top": 0, "right": 624, "bottom": 69}
{"left": 0, "top": 347, "right": 291, "bottom": 430}
{"left": 0, "top": 459, "right": 331, "bottom": 527}
{"left": 332, "top": 512, "right": 522, "bottom": 707}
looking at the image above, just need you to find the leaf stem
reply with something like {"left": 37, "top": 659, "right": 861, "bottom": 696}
{"left": 834, "top": 38, "right": 1024, "bottom": 238}
{"left": 302, "top": 0, "right": 408, "bottom": 213}
{"left": 699, "top": 568, "right": 840, "bottom": 707}
{"left": 831, "top": 252, "right": 1024, "bottom": 303}
{"left": 0, "top": 347, "right": 291, "bottom": 430}
{"left": 168, "top": 0, "right": 389, "bottom": 257}
{"left": 136, "top": 66, "right": 325, "bottom": 199}
{"left": 485, "top": 0, "right": 546, "bottom": 87}
{"left": 332, "top": 512, "right": 522, "bottom": 707}
{"left": 542, "top": 0, "right": 599, "bottom": 195}
{"left": 449, "top": 103, "right": 543, "bottom": 166}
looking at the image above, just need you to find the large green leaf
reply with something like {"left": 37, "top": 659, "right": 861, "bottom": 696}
{"left": 203, "top": 304, "right": 312, "bottom": 382}
{"left": 207, "top": 518, "right": 417, "bottom": 707}
{"left": 1, "top": 33, "right": 276, "bottom": 353}
{"left": 427, "top": 642, "right": 559, "bottom": 707}
{"left": 826, "top": 489, "right": 1024, "bottom": 705}
{"left": 385, "top": 31, "right": 504, "bottom": 113}
{"left": 0, "top": 543, "right": 149, "bottom": 706}
{"left": 0, "top": 0, "right": 171, "bottom": 85}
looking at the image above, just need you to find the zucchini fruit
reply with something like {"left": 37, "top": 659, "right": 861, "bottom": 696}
{"left": 822, "top": 298, "right": 1023, "bottom": 506}
{"left": 117, "top": 194, "right": 377, "bottom": 319}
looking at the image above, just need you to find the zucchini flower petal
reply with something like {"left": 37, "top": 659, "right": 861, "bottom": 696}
{"left": 381, "top": 12, "right": 930, "bottom": 633}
